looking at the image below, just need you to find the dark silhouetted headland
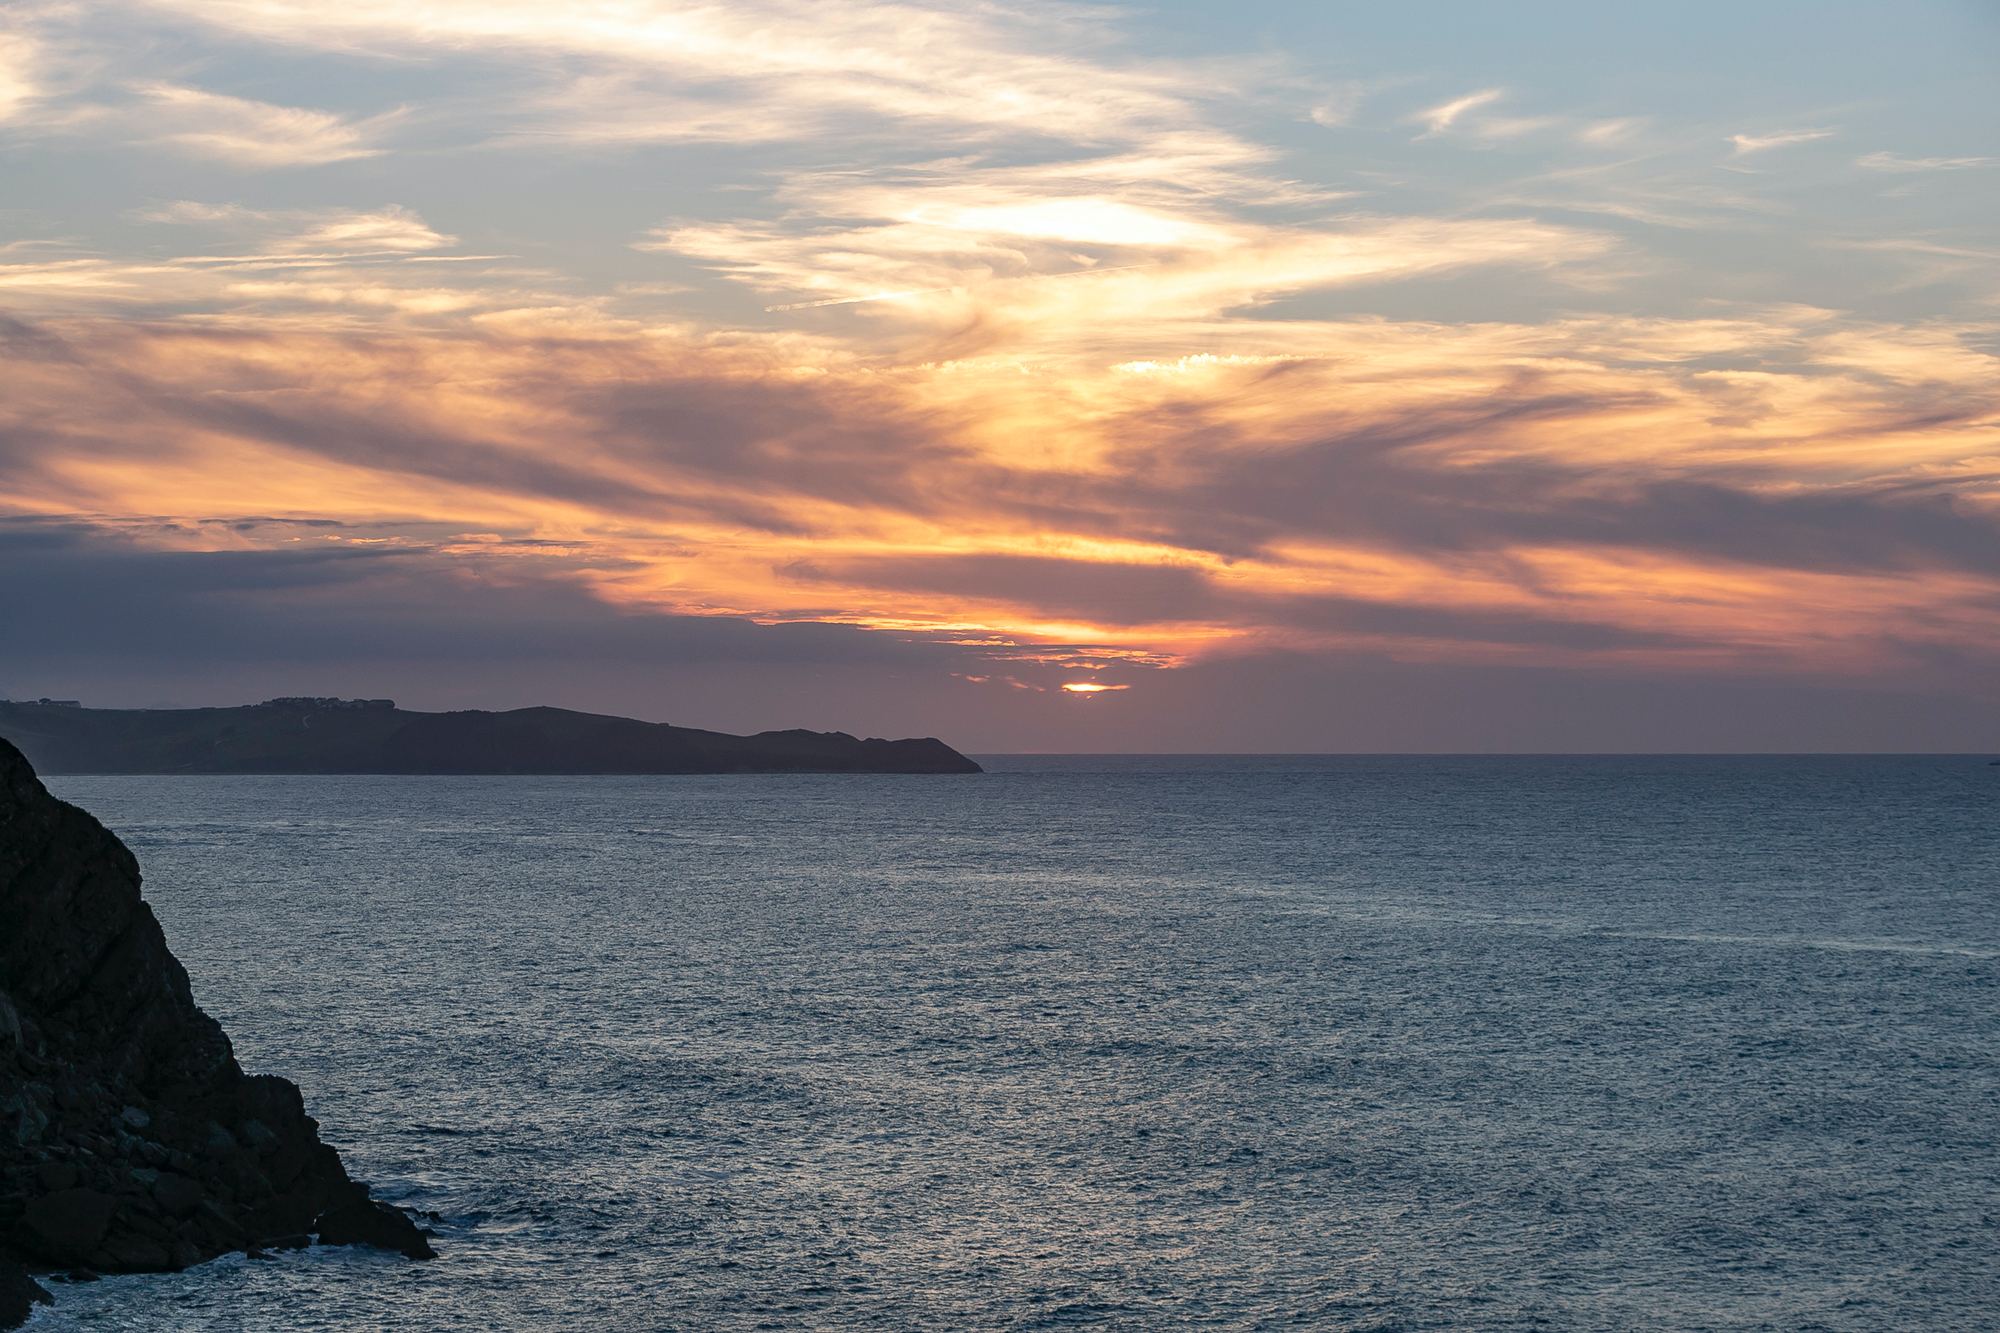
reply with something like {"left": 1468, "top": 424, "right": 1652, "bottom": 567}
{"left": 0, "top": 699, "right": 982, "bottom": 776}
{"left": 0, "top": 737, "right": 432, "bottom": 1328}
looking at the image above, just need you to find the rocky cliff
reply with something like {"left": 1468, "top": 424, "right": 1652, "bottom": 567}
{"left": 0, "top": 738, "right": 431, "bottom": 1327}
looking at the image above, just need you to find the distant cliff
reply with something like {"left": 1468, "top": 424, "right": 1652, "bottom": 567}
{"left": 0, "top": 738, "right": 431, "bottom": 1328}
{"left": 0, "top": 700, "right": 982, "bottom": 776}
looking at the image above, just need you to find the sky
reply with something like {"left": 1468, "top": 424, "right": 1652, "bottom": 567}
{"left": 2, "top": 0, "right": 1998, "bottom": 751}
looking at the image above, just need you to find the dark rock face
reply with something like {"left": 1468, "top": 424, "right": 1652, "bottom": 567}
{"left": 0, "top": 737, "right": 431, "bottom": 1327}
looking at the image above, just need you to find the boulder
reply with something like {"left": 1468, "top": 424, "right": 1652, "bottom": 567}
{"left": 18, "top": 1189, "right": 115, "bottom": 1259}
{"left": 149, "top": 1172, "right": 204, "bottom": 1218}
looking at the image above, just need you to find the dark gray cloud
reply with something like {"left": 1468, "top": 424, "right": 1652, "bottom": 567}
{"left": 787, "top": 550, "right": 1688, "bottom": 650}
{"left": 0, "top": 518, "right": 973, "bottom": 683}
{"left": 9, "top": 319, "right": 1996, "bottom": 584}
{"left": 1069, "top": 388, "right": 2000, "bottom": 577}
{"left": 1104, "top": 649, "right": 2000, "bottom": 754}
{"left": 2, "top": 310, "right": 1997, "bottom": 752}
{"left": 784, "top": 553, "right": 1214, "bottom": 626}
{"left": 0, "top": 321, "right": 994, "bottom": 538}
{"left": 582, "top": 376, "right": 973, "bottom": 519}
{"left": 3, "top": 518, "right": 1996, "bottom": 752}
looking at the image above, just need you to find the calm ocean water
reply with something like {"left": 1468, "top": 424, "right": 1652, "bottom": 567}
{"left": 30, "top": 756, "right": 2000, "bottom": 1331}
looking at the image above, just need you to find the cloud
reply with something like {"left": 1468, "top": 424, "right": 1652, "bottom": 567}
{"left": 1308, "top": 82, "right": 1371, "bottom": 128}
{"left": 785, "top": 550, "right": 1700, "bottom": 655}
{"left": 1473, "top": 115, "right": 1557, "bottom": 141}
{"left": 787, "top": 553, "right": 1215, "bottom": 628}
{"left": 1729, "top": 128, "right": 1835, "bottom": 155}
{"left": 0, "top": 17, "right": 395, "bottom": 163}
{"left": 1855, "top": 150, "right": 1994, "bottom": 173}
{"left": 1576, "top": 117, "right": 1644, "bottom": 146}
{"left": 5, "top": 516, "right": 1995, "bottom": 752}
{"left": 135, "top": 199, "right": 260, "bottom": 226}
{"left": 1, "top": 301, "right": 1994, "bottom": 693}
{"left": 1413, "top": 88, "right": 1504, "bottom": 138}
{"left": 131, "top": 82, "right": 391, "bottom": 166}
{"left": 126, "top": 0, "right": 1238, "bottom": 153}
{"left": 0, "top": 204, "right": 504, "bottom": 319}
{"left": 0, "top": 514, "right": 1046, "bottom": 734}
{"left": 1062, "top": 648, "right": 2000, "bottom": 753}
{"left": 0, "top": 517, "right": 932, "bottom": 667}
{"left": 137, "top": 201, "right": 454, "bottom": 254}
{"left": 220, "top": 281, "right": 483, "bottom": 313}
{"left": 278, "top": 206, "right": 452, "bottom": 253}
{"left": 647, "top": 202, "right": 1604, "bottom": 343}
{"left": 1396, "top": 86, "right": 1556, "bottom": 142}
{"left": 0, "top": 30, "right": 39, "bottom": 122}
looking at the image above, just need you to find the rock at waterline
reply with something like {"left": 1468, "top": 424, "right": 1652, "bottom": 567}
{"left": 0, "top": 1262, "right": 50, "bottom": 1328}
{"left": 0, "top": 736, "right": 434, "bottom": 1328}
{"left": 315, "top": 1196, "right": 435, "bottom": 1259}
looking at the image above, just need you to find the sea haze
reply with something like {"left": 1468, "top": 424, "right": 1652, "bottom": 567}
{"left": 34, "top": 757, "right": 2000, "bottom": 1330}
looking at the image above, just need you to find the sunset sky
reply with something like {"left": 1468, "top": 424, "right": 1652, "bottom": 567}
{"left": 3, "top": 1, "right": 1997, "bottom": 750}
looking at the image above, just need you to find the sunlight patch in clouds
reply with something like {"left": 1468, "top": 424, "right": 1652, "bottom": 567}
{"left": 911, "top": 198, "right": 1225, "bottom": 249}
{"left": 0, "top": 31, "right": 39, "bottom": 122}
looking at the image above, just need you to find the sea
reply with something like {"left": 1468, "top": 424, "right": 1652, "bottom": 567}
{"left": 29, "top": 756, "right": 2000, "bottom": 1331}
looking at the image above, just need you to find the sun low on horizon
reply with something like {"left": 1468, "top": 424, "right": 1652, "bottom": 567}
{"left": 2, "top": 0, "right": 1997, "bottom": 752}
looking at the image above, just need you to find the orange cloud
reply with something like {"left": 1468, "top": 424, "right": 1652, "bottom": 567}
{"left": 0, "top": 295, "right": 1994, "bottom": 693}
{"left": 1, "top": 0, "right": 1994, "bottom": 728}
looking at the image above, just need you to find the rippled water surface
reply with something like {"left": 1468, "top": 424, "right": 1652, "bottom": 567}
{"left": 34, "top": 757, "right": 2000, "bottom": 1330}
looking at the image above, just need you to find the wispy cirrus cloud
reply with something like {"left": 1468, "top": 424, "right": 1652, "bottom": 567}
{"left": 278, "top": 205, "right": 452, "bottom": 253}
{"left": 1399, "top": 87, "right": 1564, "bottom": 144}
{"left": 139, "top": 201, "right": 453, "bottom": 254}
{"left": 1856, "top": 150, "right": 1994, "bottom": 173}
{"left": 132, "top": 82, "right": 392, "bottom": 166}
{"left": 1729, "top": 127, "right": 1835, "bottom": 155}
{"left": 1575, "top": 117, "right": 1645, "bottom": 146}
{"left": 127, "top": 0, "right": 1246, "bottom": 152}
{"left": 1307, "top": 79, "right": 1383, "bottom": 129}
{"left": 642, "top": 200, "right": 1606, "bottom": 388}
{"left": 1411, "top": 87, "right": 1505, "bottom": 138}
{"left": 0, "top": 203, "right": 499, "bottom": 320}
